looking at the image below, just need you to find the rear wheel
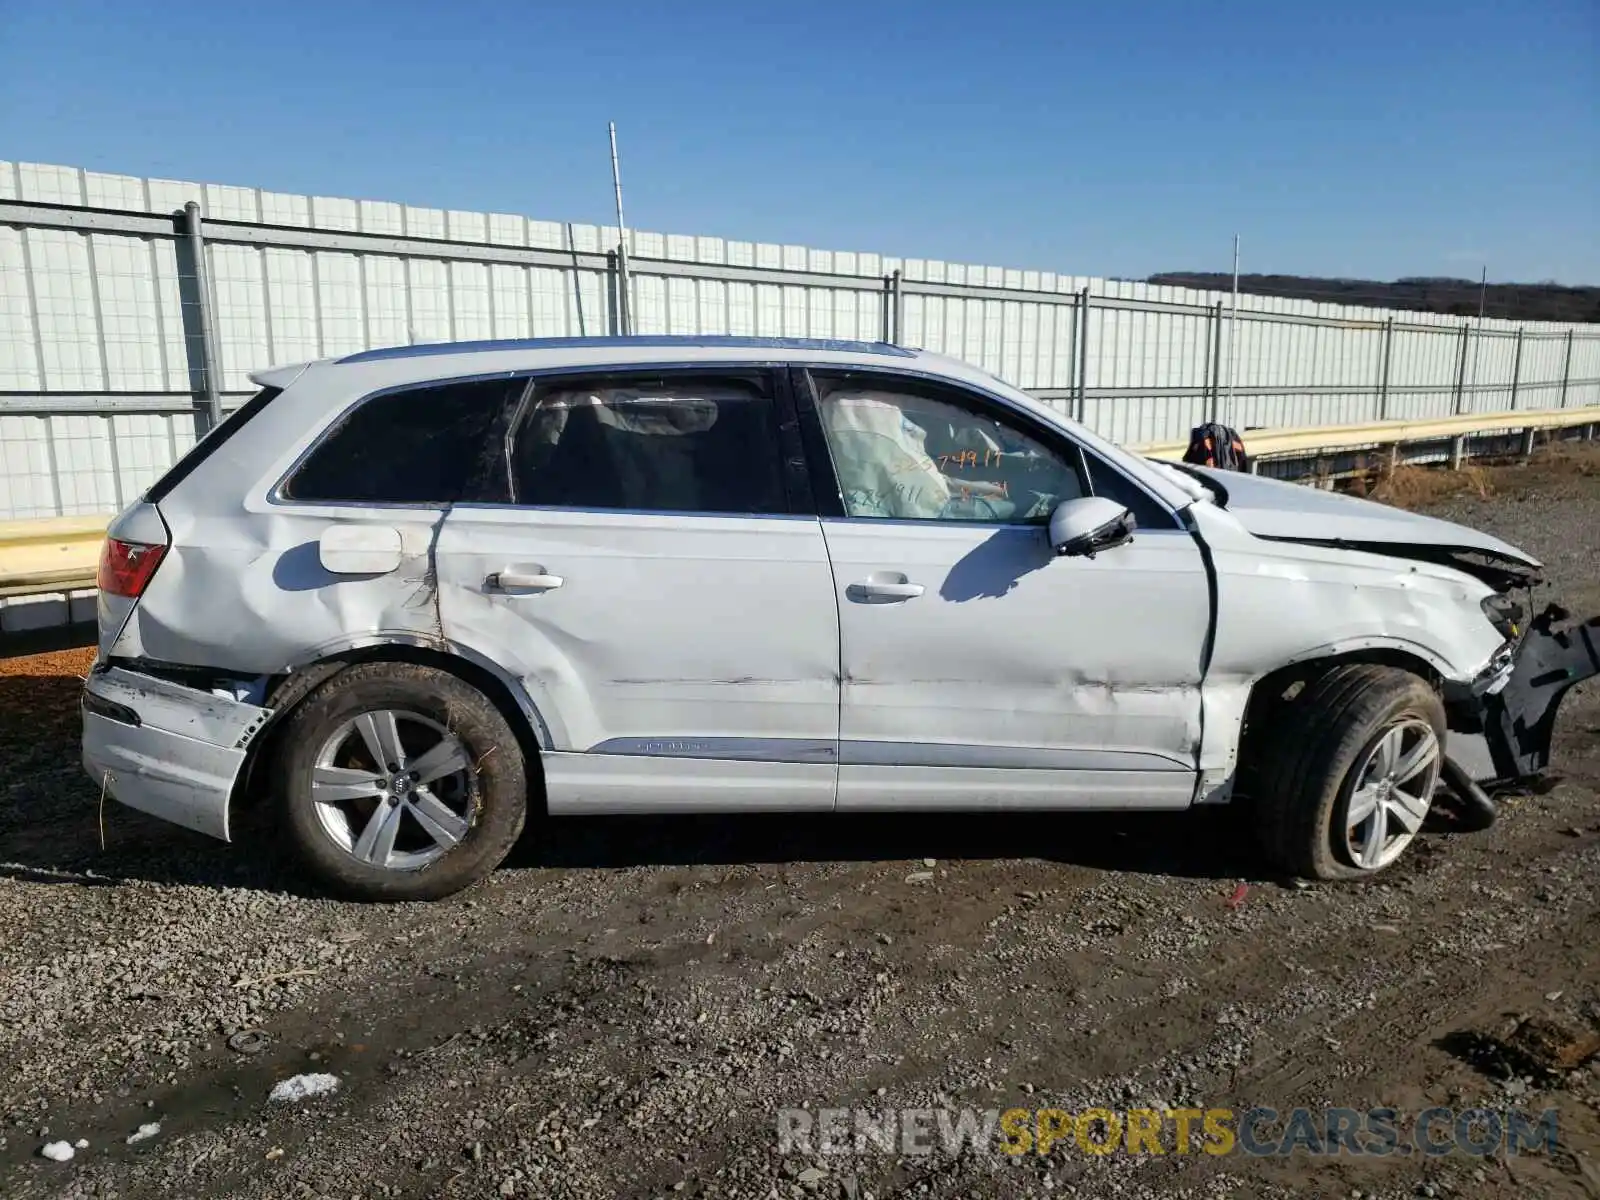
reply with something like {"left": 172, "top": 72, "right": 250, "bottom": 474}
{"left": 1249, "top": 664, "right": 1446, "bottom": 881}
{"left": 277, "top": 663, "right": 527, "bottom": 900}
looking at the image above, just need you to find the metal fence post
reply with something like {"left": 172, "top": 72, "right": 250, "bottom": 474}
{"left": 564, "top": 222, "right": 588, "bottom": 336}
{"left": 1508, "top": 327, "right": 1524, "bottom": 411}
{"left": 1446, "top": 321, "right": 1472, "bottom": 468}
{"left": 605, "top": 251, "right": 621, "bottom": 335}
{"left": 1452, "top": 320, "right": 1471, "bottom": 415}
{"left": 180, "top": 201, "right": 223, "bottom": 430}
{"left": 881, "top": 276, "right": 894, "bottom": 343}
{"left": 1063, "top": 293, "right": 1079, "bottom": 408}
{"left": 617, "top": 250, "right": 632, "bottom": 337}
{"left": 890, "top": 269, "right": 905, "bottom": 345}
{"left": 1377, "top": 317, "right": 1394, "bottom": 420}
{"left": 1559, "top": 329, "right": 1574, "bottom": 408}
{"left": 1075, "top": 288, "right": 1091, "bottom": 424}
{"left": 1208, "top": 301, "right": 1224, "bottom": 422}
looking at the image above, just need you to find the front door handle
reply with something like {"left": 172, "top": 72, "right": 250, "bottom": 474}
{"left": 486, "top": 568, "right": 564, "bottom": 593}
{"left": 848, "top": 573, "right": 925, "bottom": 603}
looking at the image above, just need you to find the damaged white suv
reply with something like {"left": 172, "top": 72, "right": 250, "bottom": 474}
{"left": 82, "top": 336, "right": 1599, "bottom": 900}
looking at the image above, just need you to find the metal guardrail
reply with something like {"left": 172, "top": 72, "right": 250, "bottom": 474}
{"left": 0, "top": 515, "right": 106, "bottom": 599}
{"left": 1, "top": 407, "right": 1596, "bottom": 635}
{"left": 1137, "top": 405, "right": 1600, "bottom": 461}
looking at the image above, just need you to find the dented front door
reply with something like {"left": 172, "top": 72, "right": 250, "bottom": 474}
{"left": 824, "top": 523, "right": 1210, "bottom": 809}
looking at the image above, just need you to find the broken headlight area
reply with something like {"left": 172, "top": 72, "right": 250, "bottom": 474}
{"left": 1468, "top": 640, "right": 1517, "bottom": 698}
{"left": 1452, "top": 605, "right": 1600, "bottom": 784}
{"left": 1479, "top": 593, "right": 1526, "bottom": 641}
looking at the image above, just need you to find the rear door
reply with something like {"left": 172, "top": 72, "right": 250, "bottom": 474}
{"left": 434, "top": 366, "right": 841, "bottom": 812}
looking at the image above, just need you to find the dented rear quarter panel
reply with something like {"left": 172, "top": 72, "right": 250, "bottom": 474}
{"left": 117, "top": 506, "right": 447, "bottom": 671}
{"left": 108, "top": 361, "right": 453, "bottom": 672}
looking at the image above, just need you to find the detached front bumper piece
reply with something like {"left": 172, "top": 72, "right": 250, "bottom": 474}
{"left": 1479, "top": 606, "right": 1600, "bottom": 783}
{"left": 81, "top": 666, "right": 272, "bottom": 841}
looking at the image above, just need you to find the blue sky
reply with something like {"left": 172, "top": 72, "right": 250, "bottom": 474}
{"left": 2, "top": 0, "right": 1595, "bottom": 284}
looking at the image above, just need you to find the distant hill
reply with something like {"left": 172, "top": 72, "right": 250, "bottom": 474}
{"left": 1145, "top": 273, "right": 1600, "bottom": 324}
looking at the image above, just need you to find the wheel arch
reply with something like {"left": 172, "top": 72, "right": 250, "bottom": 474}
{"left": 1246, "top": 646, "right": 1445, "bottom": 723}
{"left": 1233, "top": 646, "right": 1445, "bottom": 796}
{"left": 1238, "top": 654, "right": 1449, "bottom": 880}
{"left": 232, "top": 641, "right": 548, "bottom": 821}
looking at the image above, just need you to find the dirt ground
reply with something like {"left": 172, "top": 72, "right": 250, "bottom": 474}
{"left": 2, "top": 445, "right": 1599, "bottom": 1200}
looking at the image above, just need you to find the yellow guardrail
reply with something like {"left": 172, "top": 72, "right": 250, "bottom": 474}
{"left": 0, "top": 514, "right": 108, "bottom": 598}
{"left": 1135, "top": 405, "right": 1600, "bottom": 461}
{"left": 1, "top": 406, "right": 1596, "bottom": 601}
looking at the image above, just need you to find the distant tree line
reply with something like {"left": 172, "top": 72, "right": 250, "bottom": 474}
{"left": 1145, "top": 273, "right": 1600, "bottom": 324}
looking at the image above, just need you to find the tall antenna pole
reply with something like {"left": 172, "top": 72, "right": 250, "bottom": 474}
{"left": 1225, "top": 233, "right": 1240, "bottom": 419}
{"left": 609, "top": 121, "right": 631, "bottom": 336}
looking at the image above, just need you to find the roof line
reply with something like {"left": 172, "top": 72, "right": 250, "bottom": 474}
{"left": 337, "top": 335, "right": 917, "bottom": 365}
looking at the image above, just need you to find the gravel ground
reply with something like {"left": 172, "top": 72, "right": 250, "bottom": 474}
{"left": 3, "top": 446, "right": 1599, "bottom": 1200}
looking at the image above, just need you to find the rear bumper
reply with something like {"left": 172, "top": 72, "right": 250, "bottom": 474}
{"left": 1448, "top": 606, "right": 1600, "bottom": 785}
{"left": 80, "top": 666, "right": 271, "bottom": 842}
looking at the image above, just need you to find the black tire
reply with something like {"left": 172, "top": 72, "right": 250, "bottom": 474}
{"left": 1249, "top": 664, "right": 1446, "bottom": 881}
{"left": 276, "top": 663, "right": 527, "bottom": 901}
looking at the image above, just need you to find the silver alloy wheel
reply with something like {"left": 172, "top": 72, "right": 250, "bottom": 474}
{"left": 1343, "top": 718, "right": 1441, "bottom": 870}
{"left": 311, "top": 709, "right": 475, "bottom": 871}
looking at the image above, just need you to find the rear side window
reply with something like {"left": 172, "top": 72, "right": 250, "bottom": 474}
{"left": 145, "top": 387, "right": 282, "bottom": 503}
{"left": 282, "top": 379, "right": 521, "bottom": 504}
{"left": 509, "top": 374, "right": 787, "bottom": 515}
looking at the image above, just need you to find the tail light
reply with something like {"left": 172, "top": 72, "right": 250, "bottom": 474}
{"left": 98, "top": 538, "right": 168, "bottom": 598}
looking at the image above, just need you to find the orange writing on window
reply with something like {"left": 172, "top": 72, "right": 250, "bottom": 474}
{"left": 938, "top": 449, "right": 979, "bottom": 472}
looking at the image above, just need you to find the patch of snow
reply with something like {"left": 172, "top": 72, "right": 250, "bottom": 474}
{"left": 39, "top": 1141, "right": 74, "bottom": 1162}
{"left": 126, "top": 1123, "right": 161, "bottom": 1145}
{"left": 268, "top": 1072, "right": 342, "bottom": 1103}
{"left": 74, "top": 1138, "right": 88, "bottom": 1149}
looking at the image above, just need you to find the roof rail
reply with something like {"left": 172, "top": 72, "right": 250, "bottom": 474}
{"left": 337, "top": 335, "right": 916, "bottom": 365}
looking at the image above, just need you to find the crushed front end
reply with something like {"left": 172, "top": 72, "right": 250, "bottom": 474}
{"left": 1446, "top": 604, "right": 1600, "bottom": 787}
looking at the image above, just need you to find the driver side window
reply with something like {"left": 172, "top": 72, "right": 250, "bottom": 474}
{"left": 810, "top": 373, "right": 1086, "bottom": 523}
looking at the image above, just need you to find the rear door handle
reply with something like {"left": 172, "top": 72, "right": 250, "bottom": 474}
{"left": 848, "top": 573, "right": 925, "bottom": 603}
{"left": 487, "top": 568, "right": 564, "bottom": 593}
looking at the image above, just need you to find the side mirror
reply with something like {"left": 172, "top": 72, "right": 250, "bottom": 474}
{"left": 1048, "top": 496, "right": 1136, "bottom": 559}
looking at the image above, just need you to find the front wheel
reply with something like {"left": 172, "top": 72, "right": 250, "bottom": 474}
{"left": 1250, "top": 664, "right": 1446, "bottom": 881}
{"left": 276, "top": 663, "right": 528, "bottom": 901}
